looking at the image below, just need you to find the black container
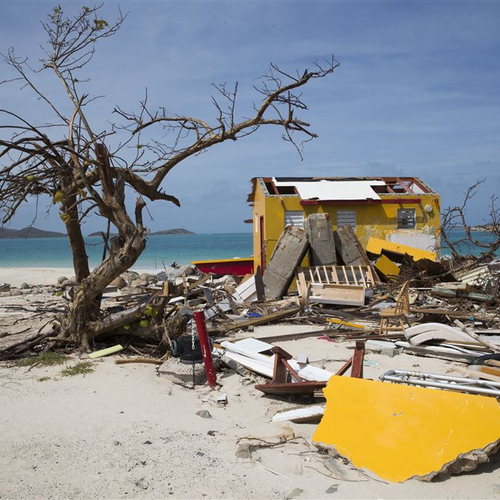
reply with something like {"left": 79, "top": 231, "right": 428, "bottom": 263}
{"left": 172, "top": 335, "right": 207, "bottom": 364}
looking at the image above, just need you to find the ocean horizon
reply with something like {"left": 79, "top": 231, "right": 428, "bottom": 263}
{"left": 0, "top": 229, "right": 498, "bottom": 269}
{"left": 0, "top": 233, "right": 253, "bottom": 269}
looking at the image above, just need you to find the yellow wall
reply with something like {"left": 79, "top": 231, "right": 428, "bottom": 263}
{"left": 251, "top": 179, "right": 441, "bottom": 271}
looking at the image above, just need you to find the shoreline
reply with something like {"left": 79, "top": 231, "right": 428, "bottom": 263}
{"left": 0, "top": 266, "right": 153, "bottom": 288}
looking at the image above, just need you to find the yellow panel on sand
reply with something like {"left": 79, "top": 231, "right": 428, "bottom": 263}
{"left": 313, "top": 376, "right": 500, "bottom": 482}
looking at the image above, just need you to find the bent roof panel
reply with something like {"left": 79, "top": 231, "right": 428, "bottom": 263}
{"left": 273, "top": 178, "right": 385, "bottom": 201}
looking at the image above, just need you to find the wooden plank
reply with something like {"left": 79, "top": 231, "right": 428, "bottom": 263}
{"left": 358, "top": 265, "right": 367, "bottom": 286}
{"left": 409, "top": 307, "right": 491, "bottom": 320}
{"left": 481, "top": 365, "right": 500, "bottom": 378}
{"left": 297, "top": 271, "right": 309, "bottom": 304}
{"left": 323, "top": 266, "right": 330, "bottom": 284}
{"left": 255, "top": 265, "right": 266, "bottom": 302}
{"left": 453, "top": 366, "right": 500, "bottom": 383}
{"left": 332, "top": 266, "right": 340, "bottom": 285}
{"left": 315, "top": 267, "right": 322, "bottom": 283}
{"left": 309, "top": 284, "right": 365, "bottom": 306}
{"left": 352, "top": 267, "right": 359, "bottom": 285}
{"left": 220, "top": 306, "right": 301, "bottom": 333}
{"left": 342, "top": 266, "right": 349, "bottom": 285}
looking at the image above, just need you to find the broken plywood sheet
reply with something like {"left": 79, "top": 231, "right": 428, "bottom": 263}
{"left": 263, "top": 225, "right": 309, "bottom": 300}
{"left": 313, "top": 376, "right": 500, "bottom": 482}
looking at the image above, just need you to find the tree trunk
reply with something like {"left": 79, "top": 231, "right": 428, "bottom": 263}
{"left": 62, "top": 178, "right": 90, "bottom": 283}
{"left": 62, "top": 228, "right": 147, "bottom": 348}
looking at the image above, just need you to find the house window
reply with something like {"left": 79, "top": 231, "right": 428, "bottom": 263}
{"left": 397, "top": 209, "right": 416, "bottom": 229}
{"left": 337, "top": 210, "right": 356, "bottom": 229}
{"left": 284, "top": 211, "right": 304, "bottom": 228}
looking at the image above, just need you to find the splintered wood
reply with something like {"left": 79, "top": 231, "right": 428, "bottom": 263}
{"left": 297, "top": 265, "right": 377, "bottom": 306}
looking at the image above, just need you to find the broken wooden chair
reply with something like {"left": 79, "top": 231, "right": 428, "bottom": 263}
{"left": 255, "top": 346, "right": 327, "bottom": 396}
{"left": 379, "top": 280, "right": 411, "bottom": 335}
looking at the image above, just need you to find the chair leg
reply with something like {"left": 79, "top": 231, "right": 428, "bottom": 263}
{"left": 380, "top": 318, "right": 389, "bottom": 336}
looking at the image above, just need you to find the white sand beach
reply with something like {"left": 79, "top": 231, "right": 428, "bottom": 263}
{"left": 0, "top": 266, "right": 152, "bottom": 288}
{"left": 0, "top": 267, "right": 76, "bottom": 287}
{"left": 1, "top": 268, "right": 500, "bottom": 498}
{"left": 2, "top": 325, "right": 500, "bottom": 499}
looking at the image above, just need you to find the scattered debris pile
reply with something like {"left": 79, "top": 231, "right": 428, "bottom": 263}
{"left": 2, "top": 215, "right": 500, "bottom": 484}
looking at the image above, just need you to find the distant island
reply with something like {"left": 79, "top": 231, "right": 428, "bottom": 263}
{"left": 150, "top": 228, "right": 195, "bottom": 235}
{"left": 470, "top": 225, "right": 496, "bottom": 233}
{"left": 0, "top": 227, "right": 66, "bottom": 239}
{"left": 87, "top": 228, "right": 195, "bottom": 237}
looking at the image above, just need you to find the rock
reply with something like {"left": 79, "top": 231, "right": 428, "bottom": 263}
{"left": 0, "top": 283, "right": 11, "bottom": 292}
{"left": 109, "top": 276, "right": 127, "bottom": 289}
{"left": 235, "top": 443, "right": 255, "bottom": 459}
{"left": 158, "top": 358, "right": 207, "bottom": 387}
{"left": 166, "top": 264, "right": 196, "bottom": 280}
{"left": 57, "top": 276, "right": 68, "bottom": 284}
{"left": 121, "top": 271, "right": 139, "bottom": 283}
{"left": 130, "top": 279, "right": 148, "bottom": 288}
{"left": 60, "top": 279, "right": 75, "bottom": 289}
{"left": 135, "top": 478, "right": 149, "bottom": 490}
{"left": 285, "top": 489, "right": 303, "bottom": 499}
{"left": 196, "top": 410, "right": 212, "bottom": 419}
{"left": 279, "top": 425, "right": 295, "bottom": 441}
{"left": 155, "top": 271, "right": 168, "bottom": 281}
{"left": 20, "top": 282, "right": 30, "bottom": 289}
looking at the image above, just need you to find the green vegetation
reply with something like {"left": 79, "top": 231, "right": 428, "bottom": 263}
{"left": 60, "top": 362, "right": 94, "bottom": 377}
{"left": 16, "top": 352, "right": 69, "bottom": 367}
{"left": 37, "top": 376, "right": 51, "bottom": 382}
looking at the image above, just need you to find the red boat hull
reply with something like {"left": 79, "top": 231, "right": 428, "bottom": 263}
{"left": 191, "top": 257, "right": 254, "bottom": 276}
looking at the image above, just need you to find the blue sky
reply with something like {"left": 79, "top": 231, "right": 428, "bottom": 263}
{"left": 1, "top": 0, "right": 500, "bottom": 234}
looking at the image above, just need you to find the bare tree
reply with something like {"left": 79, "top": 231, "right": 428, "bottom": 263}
{"left": 0, "top": 5, "right": 338, "bottom": 351}
{"left": 440, "top": 179, "right": 500, "bottom": 266}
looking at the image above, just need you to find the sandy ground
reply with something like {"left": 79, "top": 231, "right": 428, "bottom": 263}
{"left": 1, "top": 268, "right": 500, "bottom": 499}
{"left": 0, "top": 267, "right": 150, "bottom": 288}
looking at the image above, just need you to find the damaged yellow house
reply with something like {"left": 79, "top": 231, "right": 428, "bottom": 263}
{"left": 247, "top": 176, "right": 440, "bottom": 271}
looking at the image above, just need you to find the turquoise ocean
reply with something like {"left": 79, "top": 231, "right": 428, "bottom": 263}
{"left": 0, "top": 230, "right": 497, "bottom": 269}
{"left": 0, "top": 233, "right": 253, "bottom": 269}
